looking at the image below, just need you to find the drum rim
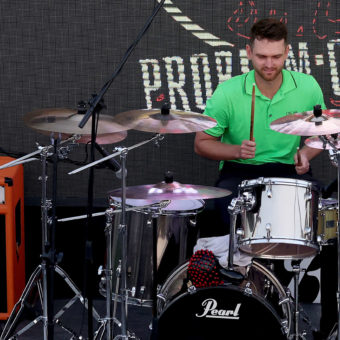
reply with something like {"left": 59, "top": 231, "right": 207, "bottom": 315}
{"left": 240, "top": 176, "right": 314, "bottom": 188}
{"left": 110, "top": 198, "right": 205, "bottom": 215}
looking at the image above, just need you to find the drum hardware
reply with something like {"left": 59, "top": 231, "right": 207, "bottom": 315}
{"left": 68, "top": 135, "right": 167, "bottom": 340}
{"left": 68, "top": 134, "right": 164, "bottom": 175}
{"left": 288, "top": 261, "right": 308, "bottom": 340}
{"left": 57, "top": 201, "right": 170, "bottom": 223}
{"left": 0, "top": 140, "right": 99, "bottom": 340}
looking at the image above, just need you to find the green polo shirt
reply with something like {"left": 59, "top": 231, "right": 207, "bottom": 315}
{"left": 203, "top": 69, "right": 326, "bottom": 169}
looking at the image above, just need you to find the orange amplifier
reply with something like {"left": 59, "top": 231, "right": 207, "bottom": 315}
{"left": 0, "top": 156, "right": 25, "bottom": 320}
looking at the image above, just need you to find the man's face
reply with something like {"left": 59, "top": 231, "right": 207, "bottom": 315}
{"left": 246, "top": 38, "right": 289, "bottom": 82}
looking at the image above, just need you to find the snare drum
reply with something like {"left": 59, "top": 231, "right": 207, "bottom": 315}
{"left": 317, "top": 198, "right": 338, "bottom": 244}
{"left": 107, "top": 198, "right": 205, "bottom": 307}
{"left": 238, "top": 177, "right": 319, "bottom": 259}
{"left": 157, "top": 260, "right": 291, "bottom": 339}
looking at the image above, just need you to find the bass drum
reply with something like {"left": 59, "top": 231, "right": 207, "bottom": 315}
{"left": 157, "top": 261, "right": 291, "bottom": 340}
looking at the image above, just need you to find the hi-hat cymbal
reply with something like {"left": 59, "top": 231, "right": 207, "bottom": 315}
{"left": 24, "top": 108, "right": 129, "bottom": 135}
{"left": 112, "top": 108, "right": 216, "bottom": 133}
{"left": 109, "top": 181, "right": 231, "bottom": 201}
{"left": 305, "top": 136, "right": 340, "bottom": 150}
{"left": 270, "top": 109, "right": 340, "bottom": 136}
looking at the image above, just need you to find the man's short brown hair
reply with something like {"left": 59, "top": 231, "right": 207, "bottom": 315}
{"left": 250, "top": 18, "right": 288, "bottom": 47}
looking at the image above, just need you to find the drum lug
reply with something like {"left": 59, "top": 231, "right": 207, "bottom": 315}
{"left": 304, "top": 226, "right": 312, "bottom": 237}
{"left": 188, "top": 285, "right": 197, "bottom": 294}
{"left": 280, "top": 319, "right": 290, "bottom": 335}
{"left": 266, "top": 180, "right": 272, "bottom": 198}
{"left": 157, "top": 293, "right": 166, "bottom": 302}
{"left": 265, "top": 223, "right": 272, "bottom": 239}
{"left": 244, "top": 282, "right": 253, "bottom": 296}
{"left": 236, "top": 228, "right": 244, "bottom": 237}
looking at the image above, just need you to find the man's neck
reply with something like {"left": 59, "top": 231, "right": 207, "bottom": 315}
{"left": 255, "top": 72, "right": 283, "bottom": 99}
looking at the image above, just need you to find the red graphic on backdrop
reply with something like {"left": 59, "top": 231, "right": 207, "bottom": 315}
{"left": 156, "top": 93, "right": 165, "bottom": 102}
{"left": 313, "top": 1, "right": 340, "bottom": 40}
{"left": 225, "top": 0, "right": 339, "bottom": 39}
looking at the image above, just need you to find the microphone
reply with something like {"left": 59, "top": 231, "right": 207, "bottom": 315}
{"left": 94, "top": 143, "right": 126, "bottom": 178}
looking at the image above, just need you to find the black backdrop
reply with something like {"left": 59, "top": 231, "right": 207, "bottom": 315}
{"left": 0, "top": 0, "right": 339, "bottom": 205}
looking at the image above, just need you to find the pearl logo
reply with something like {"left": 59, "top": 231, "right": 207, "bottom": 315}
{"left": 195, "top": 298, "right": 241, "bottom": 320}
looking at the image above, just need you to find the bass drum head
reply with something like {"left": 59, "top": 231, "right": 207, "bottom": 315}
{"left": 157, "top": 261, "right": 290, "bottom": 340}
{"left": 157, "top": 286, "right": 287, "bottom": 340}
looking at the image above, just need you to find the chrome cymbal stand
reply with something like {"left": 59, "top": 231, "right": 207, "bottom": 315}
{"left": 0, "top": 138, "right": 100, "bottom": 340}
{"left": 68, "top": 134, "right": 163, "bottom": 340}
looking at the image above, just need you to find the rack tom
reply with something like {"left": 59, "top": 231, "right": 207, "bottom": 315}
{"left": 237, "top": 177, "right": 319, "bottom": 259}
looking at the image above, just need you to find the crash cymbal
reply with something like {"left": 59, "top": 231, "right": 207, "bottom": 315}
{"left": 270, "top": 109, "right": 340, "bottom": 136}
{"left": 24, "top": 108, "right": 129, "bottom": 135}
{"left": 109, "top": 181, "right": 231, "bottom": 201}
{"left": 305, "top": 136, "right": 340, "bottom": 150}
{"left": 112, "top": 108, "right": 216, "bottom": 133}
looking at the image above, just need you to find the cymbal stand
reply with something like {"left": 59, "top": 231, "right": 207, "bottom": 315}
{"left": 68, "top": 134, "right": 164, "bottom": 340}
{"left": 0, "top": 138, "right": 100, "bottom": 340}
{"left": 322, "top": 135, "right": 340, "bottom": 340}
{"left": 289, "top": 262, "right": 307, "bottom": 340}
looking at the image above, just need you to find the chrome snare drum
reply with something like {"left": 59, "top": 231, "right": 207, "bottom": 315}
{"left": 157, "top": 260, "right": 291, "bottom": 340}
{"left": 237, "top": 177, "right": 319, "bottom": 259}
{"left": 317, "top": 198, "right": 338, "bottom": 244}
{"left": 107, "top": 198, "right": 204, "bottom": 307}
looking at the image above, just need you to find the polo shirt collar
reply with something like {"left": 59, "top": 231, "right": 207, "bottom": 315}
{"left": 245, "top": 69, "right": 297, "bottom": 102}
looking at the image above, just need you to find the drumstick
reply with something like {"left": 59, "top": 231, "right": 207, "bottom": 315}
{"left": 296, "top": 147, "right": 302, "bottom": 166}
{"left": 250, "top": 83, "right": 255, "bottom": 141}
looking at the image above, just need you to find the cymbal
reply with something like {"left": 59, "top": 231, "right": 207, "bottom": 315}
{"left": 24, "top": 108, "right": 129, "bottom": 135}
{"left": 270, "top": 109, "right": 340, "bottom": 136}
{"left": 112, "top": 108, "right": 217, "bottom": 133}
{"left": 305, "top": 136, "right": 340, "bottom": 150}
{"left": 109, "top": 181, "right": 231, "bottom": 200}
{"left": 35, "top": 130, "right": 127, "bottom": 145}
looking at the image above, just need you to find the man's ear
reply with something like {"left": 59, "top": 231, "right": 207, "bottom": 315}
{"left": 246, "top": 44, "right": 252, "bottom": 60}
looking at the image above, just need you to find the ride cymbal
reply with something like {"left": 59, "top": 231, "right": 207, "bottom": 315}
{"left": 109, "top": 181, "right": 231, "bottom": 201}
{"left": 24, "top": 108, "right": 129, "bottom": 135}
{"left": 270, "top": 109, "right": 340, "bottom": 136}
{"left": 112, "top": 108, "right": 216, "bottom": 134}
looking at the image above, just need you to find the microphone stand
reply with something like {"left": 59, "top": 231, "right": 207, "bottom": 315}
{"left": 78, "top": 0, "right": 166, "bottom": 130}
{"left": 75, "top": 3, "right": 167, "bottom": 335}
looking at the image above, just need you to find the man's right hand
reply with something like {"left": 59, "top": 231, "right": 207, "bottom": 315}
{"left": 238, "top": 140, "right": 256, "bottom": 159}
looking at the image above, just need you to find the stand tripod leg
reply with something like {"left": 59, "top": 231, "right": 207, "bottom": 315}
{"left": 54, "top": 265, "right": 101, "bottom": 321}
{"left": 0, "top": 266, "right": 42, "bottom": 340}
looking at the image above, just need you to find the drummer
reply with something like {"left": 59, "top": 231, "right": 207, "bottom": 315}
{"left": 194, "top": 17, "right": 326, "bottom": 235}
{"left": 194, "top": 18, "right": 330, "bottom": 340}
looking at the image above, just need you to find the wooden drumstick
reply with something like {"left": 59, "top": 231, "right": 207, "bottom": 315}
{"left": 296, "top": 147, "right": 302, "bottom": 166}
{"left": 250, "top": 83, "right": 255, "bottom": 141}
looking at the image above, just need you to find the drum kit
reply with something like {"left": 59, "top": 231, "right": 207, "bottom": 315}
{"left": 0, "top": 103, "right": 340, "bottom": 340}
